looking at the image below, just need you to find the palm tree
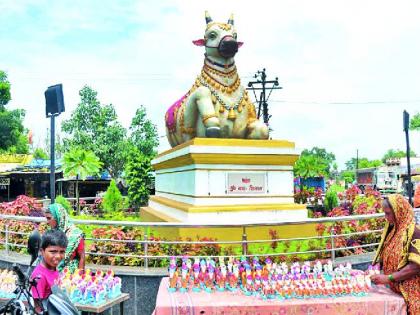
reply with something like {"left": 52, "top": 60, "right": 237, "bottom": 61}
{"left": 63, "top": 148, "right": 102, "bottom": 213}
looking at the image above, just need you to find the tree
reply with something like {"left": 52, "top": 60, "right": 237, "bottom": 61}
{"left": 0, "top": 71, "right": 29, "bottom": 154}
{"left": 340, "top": 170, "right": 355, "bottom": 184}
{"left": 382, "top": 149, "right": 416, "bottom": 163}
{"left": 0, "top": 107, "right": 28, "bottom": 154}
{"left": 128, "top": 105, "right": 159, "bottom": 158}
{"left": 294, "top": 147, "right": 335, "bottom": 179}
{"left": 0, "top": 71, "right": 11, "bottom": 108}
{"left": 125, "top": 149, "right": 153, "bottom": 208}
{"left": 33, "top": 147, "right": 49, "bottom": 159}
{"left": 300, "top": 147, "right": 336, "bottom": 178}
{"left": 62, "top": 86, "right": 127, "bottom": 178}
{"left": 63, "top": 148, "right": 102, "bottom": 213}
{"left": 294, "top": 154, "right": 328, "bottom": 179}
{"left": 410, "top": 113, "right": 420, "bottom": 131}
{"left": 0, "top": 109, "right": 23, "bottom": 150}
{"left": 345, "top": 157, "right": 382, "bottom": 170}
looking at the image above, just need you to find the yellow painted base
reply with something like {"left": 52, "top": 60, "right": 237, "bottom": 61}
{"left": 153, "top": 138, "right": 300, "bottom": 170}
{"left": 140, "top": 206, "right": 317, "bottom": 241}
{"left": 149, "top": 195, "right": 306, "bottom": 213}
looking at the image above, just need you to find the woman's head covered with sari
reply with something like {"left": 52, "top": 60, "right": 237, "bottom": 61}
{"left": 373, "top": 194, "right": 416, "bottom": 269}
{"left": 45, "top": 203, "right": 84, "bottom": 272}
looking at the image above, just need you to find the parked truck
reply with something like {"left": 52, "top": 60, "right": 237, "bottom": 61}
{"left": 356, "top": 166, "right": 398, "bottom": 193}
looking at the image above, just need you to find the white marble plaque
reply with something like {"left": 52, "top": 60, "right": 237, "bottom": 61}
{"left": 227, "top": 173, "right": 266, "bottom": 194}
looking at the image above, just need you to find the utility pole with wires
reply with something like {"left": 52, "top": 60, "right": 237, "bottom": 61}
{"left": 246, "top": 68, "right": 282, "bottom": 125}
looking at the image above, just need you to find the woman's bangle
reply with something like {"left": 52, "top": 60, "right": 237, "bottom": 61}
{"left": 388, "top": 274, "right": 395, "bottom": 282}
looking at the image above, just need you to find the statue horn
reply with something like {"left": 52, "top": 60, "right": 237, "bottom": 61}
{"left": 205, "top": 11, "right": 213, "bottom": 24}
{"left": 227, "top": 13, "right": 234, "bottom": 25}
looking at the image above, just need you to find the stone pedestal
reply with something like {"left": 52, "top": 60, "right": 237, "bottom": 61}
{"left": 142, "top": 138, "right": 307, "bottom": 223}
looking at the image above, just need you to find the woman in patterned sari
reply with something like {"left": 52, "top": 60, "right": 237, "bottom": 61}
{"left": 44, "top": 203, "right": 85, "bottom": 273}
{"left": 371, "top": 194, "right": 420, "bottom": 314}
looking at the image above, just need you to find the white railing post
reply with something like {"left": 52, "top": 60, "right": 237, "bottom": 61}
{"left": 144, "top": 233, "right": 149, "bottom": 269}
{"left": 330, "top": 227, "right": 336, "bottom": 265}
{"left": 5, "top": 223, "right": 9, "bottom": 255}
{"left": 242, "top": 227, "right": 248, "bottom": 255}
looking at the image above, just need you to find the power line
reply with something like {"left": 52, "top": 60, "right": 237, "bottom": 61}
{"left": 268, "top": 99, "right": 420, "bottom": 105}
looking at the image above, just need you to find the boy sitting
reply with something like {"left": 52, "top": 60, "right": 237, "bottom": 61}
{"left": 31, "top": 229, "right": 67, "bottom": 307}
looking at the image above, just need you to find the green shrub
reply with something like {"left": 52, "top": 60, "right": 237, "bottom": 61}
{"left": 324, "top": 190, "right": 338, "bottom": 211}
{"left": 56, "top": 195, "right": 72, "bottom": 214}
{"left": 33, "top": 147, "right": 48, "bottom": 159}
{"left": 102, "top": 179, "right": 123, "bottom": 214}
{"left": 324, "top": 184, "right": 343, "bottom": 211}
{"left": 125, "top": 150, "right": 153, "bottom": 209}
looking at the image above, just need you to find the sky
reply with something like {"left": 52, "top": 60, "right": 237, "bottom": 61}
{"left": 1, "top": 0, "right": 419, "bottom": 169}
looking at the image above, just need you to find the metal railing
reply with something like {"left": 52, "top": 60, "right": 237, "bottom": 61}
{"left": 0, "top": 211, "right": 403, "bottom": 268}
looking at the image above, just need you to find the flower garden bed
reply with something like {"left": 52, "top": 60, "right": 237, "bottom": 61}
{"left": 0, "top": 190, "right": 384, "bottom": 268}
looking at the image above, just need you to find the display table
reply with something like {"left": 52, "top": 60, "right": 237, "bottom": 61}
{"left": 153, "top": 278, "right": 406, "bottom": 315}
{"left": 1, "top": 293, "right": 130, "bottom": 315}
{"left": 76, "top": 293, "right": 130, "bottom": 315}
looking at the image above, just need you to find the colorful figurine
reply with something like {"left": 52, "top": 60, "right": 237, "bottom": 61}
{"left": 180, "top": 263, "right": 189, "bottom": 293}
{"left": 168, "top": 262, "right": 178, "bottom": 292}
{"left": 192, "top": 262, "right": 201, "bottom": 292}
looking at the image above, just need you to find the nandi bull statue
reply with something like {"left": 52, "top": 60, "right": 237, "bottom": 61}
{"left": 165, "top": 12, "right": 269, "bottom": 147}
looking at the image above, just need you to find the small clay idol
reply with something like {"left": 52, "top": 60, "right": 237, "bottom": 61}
{"left": 280, "top": 262, "right": 288, "bottom": 275}
{"left": 313, "top": 260, "right": 322, "bottom": 277}
{"left": 227, "top": 257, "right": 233, "bottom": 274}
{"left": 186, "top": 257, "right": 193, "bottom": 278}
{"left": 252, "top": 256, "right": 259, "bottom": 268}
{"left": 302, "top": 261, "right": 311, "bottom": 275}
{"left": 254, "top": 275, "right": 262, "bottom": 292}
{"left": 261, "top": 276, "right": 270, "bottom": 298}
{"left": 367, "top": 265, "right": 375, "bottom": 276}
{"left": 291, "top": 262, "right": 301, "bottom": 275}
{"left": 216, "top": 264, "right": 227, "bottom": 291}
{"left": 255, "top": 264, "right": 263, "bottom": 278}
{"left": 264, "top": 258, "right": 272, "bottom": 275}
{"left": 192, "top": 263, "right": 201, "bottom": 292}
{"left": 168, "top": 262, "right": 178, "bottom": 292}
{"left": 271, "top": 263, "right": 277, "bottom": 275}
{"left": 327, "top": 260, "right": 334, "bottom": 275}
{"left": 228, "top": 264, "right": 239, "bottom": 291}
{"left": 205, "top": 265, "right": 215, "bottom": 292}
{"left": 345, "top": 262, "right": 352, "bottom": 275}
{"left": 198, "top": 259, "right": 207, "bottom": 285}
{"left": 244, "top": 275, "right": 253, "bottom": 295}
{"left": 180, "top": 263, "right": 189, "bottom": 293}
{"left": 218, "top": 257, "right": 225, "bottom": 268}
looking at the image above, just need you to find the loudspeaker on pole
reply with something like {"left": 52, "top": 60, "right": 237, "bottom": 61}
{"left": 45, "top": 84, "right": 65, "bottom": 117}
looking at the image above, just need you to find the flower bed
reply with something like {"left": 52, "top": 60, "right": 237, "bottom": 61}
{"left": 0, "top": 190, "right": 384, "bottom": 268}
{"left": 87, "top": 226, "right": 222, "bottom": 267}
{"left": 314, "top": 187, "right": 384, "bottom": 257}
{"left": 0, "top": 195, "right": 48, "bottom": 253}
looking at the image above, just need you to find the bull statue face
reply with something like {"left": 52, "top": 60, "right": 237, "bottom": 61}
{"left": 193, "top": 12, "right": 243, "bottom": 59}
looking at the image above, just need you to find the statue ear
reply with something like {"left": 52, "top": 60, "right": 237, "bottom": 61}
{"left": 192, "top": 39, "right": 205, "bottom": 46}
{"left": 238, "top": 42, "right": 244, "bottom": 48}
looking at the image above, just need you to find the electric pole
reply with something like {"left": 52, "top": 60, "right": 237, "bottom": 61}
{"left": 246, "top": 68, "right": 282, "bottom": 124}
{"left": 356, "top": 149, "right": 359, "bottom": 171}
{"left": 403, "top": 110, "right": 413, "bottom": 205}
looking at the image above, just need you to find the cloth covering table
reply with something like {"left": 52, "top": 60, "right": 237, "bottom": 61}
{"left": 153, "top": 277, "right": 406, "bottom": 315}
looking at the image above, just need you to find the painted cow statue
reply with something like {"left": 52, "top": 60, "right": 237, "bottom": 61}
{"left": 165, "top": 12, "right": 269, "bottom": 147}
